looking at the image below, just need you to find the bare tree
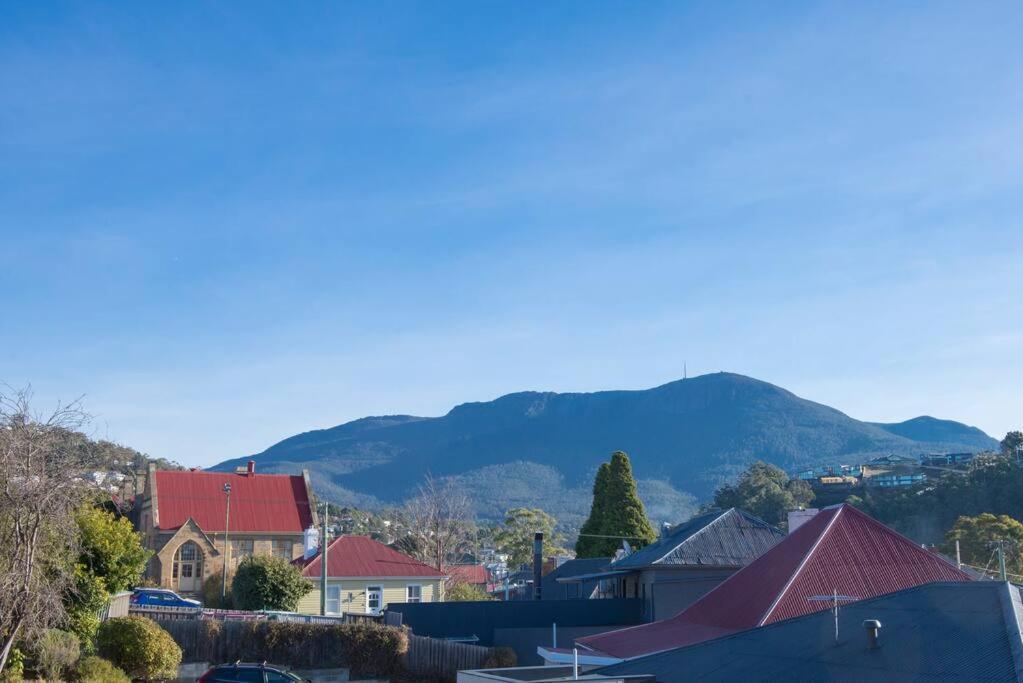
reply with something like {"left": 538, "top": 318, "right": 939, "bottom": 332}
{"left": 398, "top": 474, "right": 475, "bottom": 572}
{"left": 0, "top": 387, "right": 93, "bottom": 673}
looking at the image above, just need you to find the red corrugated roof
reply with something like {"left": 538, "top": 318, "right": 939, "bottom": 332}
{"left": 444, "top": 564, "right": 489, "bottom": 585}
{"left": 297, "top": 535, "right": 447, "bottom": 578}
{"left": 155, "top": 469, "right": 313, "bottom": 533}
{"left": 577, "top": 504, "right": 971, "bottom": 659}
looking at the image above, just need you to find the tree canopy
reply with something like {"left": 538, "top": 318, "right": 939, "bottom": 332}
{"left": 711, "top": 461, "right": 814, "bottom": 527}
{"left": 231, "top": 555, "right": 312, "bottom": 611}
{"left": 494, "top": 508, "right": 568, "bottom": 568}
{"left": 941, "top": 513, "right": 1023, "bottom": 578}
{"left": 575, "top": 452, "right": 656, "bottom": 558}
{"left": 1002, "top": 431, "right": 1023, "bottom": 458}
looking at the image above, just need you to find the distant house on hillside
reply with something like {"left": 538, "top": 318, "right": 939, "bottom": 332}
{"left": 558, "top": 508, "right": 785, "bottom": 621}
{"left": 295, "top": 535, "right": 447, "bottom": 615}
{"left": 445, "top": 563, "right": 490, "bottom": 589}
{"left": 135, "top": 461, "right": 316, "bottom": 594}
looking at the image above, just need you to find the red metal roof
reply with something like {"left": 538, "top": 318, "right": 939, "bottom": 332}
{"left": 297, "top": 535, "right": 447, "bottom": 578}
{"left": 577, "top": 504, "right": 972, "bottom": 659}
{"left": 155, "top": 469, "right": 313, "bottom": 534}
{"left": 444, "top": 564, "right": 489, "bottom": 585}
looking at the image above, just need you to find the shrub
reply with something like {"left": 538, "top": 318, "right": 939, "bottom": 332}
{"left": 96, "top": 616, "right": 182, "bottom": 681}
{"left": 76, "top": 656, "right": 131, "bottom": 683}
{"left": 35, "top": 629, "right": 80, "bottom": 682}
{"left": 0, "top": 647, "right": 25, "bottom": 683}
{"left": 231, "top": 555, "right": 312, "bottom": 611}
{"left": 201, "top": 571, "right": 233, "bottom": 609}
{"left": 445, "top": 581, "right": 494, "bottom": 602}
{"left": 482, "top": 646, "right": 517, "bottom": 669}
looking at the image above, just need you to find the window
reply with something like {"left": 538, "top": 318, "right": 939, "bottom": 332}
{"left": 272, "top": 539, "right": 293, "bottom": 559}
{"left": 266, "top": 672, "right": 302, "bottom": 682}
{"left": 233, "top": 669, "right": 263, "bottom": 683}
{"left": 406, "top": 585, "right": 422, "bottom": 603}
{"left": 231, "top": 539, "right": 254, "bottom": 560}
{"left": 325, "top": 585, "right": 341, "bottom": 615}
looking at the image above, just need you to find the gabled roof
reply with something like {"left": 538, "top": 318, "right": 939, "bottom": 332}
{"left": 296, "top": 535, "right": 446, "bottom": 579}
{"left": 445, "top": 564, "right": 489, "bottom": 585}
{"left": 612, "top": 508, "right": 783, "bottom": 570}
{"left": 577, "top": 504, "right": 972, "bottom": 659}
{"left": 597, "top": 582, "right": 1023, "bottom": 682}
{"left": 154, "top": 469, "right": 313, "bottom": 533}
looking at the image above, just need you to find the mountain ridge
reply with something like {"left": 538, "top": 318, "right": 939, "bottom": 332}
{"left": 212, "top": 372, "right": 998, "bottom": 522}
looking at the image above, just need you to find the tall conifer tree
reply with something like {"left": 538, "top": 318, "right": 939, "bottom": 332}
{"left": 575, "top": 452, "right": 655, "bottom": 557}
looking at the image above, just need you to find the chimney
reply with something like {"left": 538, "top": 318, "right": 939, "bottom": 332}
{"left": 533, "top": 532, "right": 543, "bottom": 600}
{"left": 863, "top": 619, "right": 882, "bottom": 649}
{"left": 246, "top": 460, "right": 255, "bottom": 476}
{"left": 661, "top": 522, "right": 672, "bottom": 539}
{"left": 303, "top": 526, "right": 320, "bottom": 560}
{"left": 787, "top": 508, "right": 819, "bottom": 533}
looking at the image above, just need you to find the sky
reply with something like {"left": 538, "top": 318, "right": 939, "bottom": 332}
{"left": 1, "top": 1, "right": 1021, "bottom": 468}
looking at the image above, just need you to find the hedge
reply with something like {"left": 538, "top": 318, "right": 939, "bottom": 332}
{"left": 158, "top": 620, "right": 408, "bottom": 679}
{"left": 97, "top": 616, "right": 183, "bottom": 681}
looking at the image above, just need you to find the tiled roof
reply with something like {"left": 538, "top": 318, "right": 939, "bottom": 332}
{"left": 577, "top": 504, "right": 972, "bottom": 659}
{"left": 445, "top": 564, "right": 489, "bottom": 585}
{"left": 297, "top": 535, "right": 446, "bottom": 578}
{"left": 612, "top": 508, "right": 783, "bottom": 570}
{"left": 155, "top": 469, "right": 313, "bottom": 533}
{"left": 598, "top": 582, "right": 1023, "bottom": 682}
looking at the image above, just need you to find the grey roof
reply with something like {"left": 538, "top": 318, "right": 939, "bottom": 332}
{"left": 598, "top": 581, "right": 1023, "bottom": 682}
{"left": 611, "top": 508, "right": 784, "bottom": 570}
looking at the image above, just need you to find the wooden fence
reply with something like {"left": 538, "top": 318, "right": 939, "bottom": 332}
{"left": 406, "top": 634, "right": 492, "bottom": 678}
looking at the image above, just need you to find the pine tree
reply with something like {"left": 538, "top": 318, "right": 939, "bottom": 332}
{"left": 575, "top": 452, "right": 656, "bottom": 557}
{"left": 575, "top": 462, "right": 611, "bottom": 557}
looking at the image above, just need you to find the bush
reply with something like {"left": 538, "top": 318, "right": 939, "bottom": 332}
{"left": 35, "top": 629, "right": 80, "bottom": 682}
{"left": 157, "top": 620, "right": 407, "bottom": 678}
{"left": 96, "top": 616, "right": 182, "bottom": 681}
{"left": 231, "top": 555, "right": 312, "bottom": 611}
{"left": 0, "top": 647, "right": 25, "bottom": 683}
{"left": 201, "top": 571, "right": 233, "bottom": 609}
{"left": 482, "top": 646, "right": 517, "bottom": 669}
{"left": 76, "top": 656, "right": 130, "bottom": 683}
{"left": 445, "top": 581, "right": 494, "bottom": 602}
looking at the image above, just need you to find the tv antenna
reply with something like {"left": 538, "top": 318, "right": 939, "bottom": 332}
{"left": 808, "top": 589, "right": 859, "bottom": 644}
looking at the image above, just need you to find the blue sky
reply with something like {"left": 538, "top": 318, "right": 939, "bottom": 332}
{"left": 1, "top": 1, "right": 1021, "bottom": 467}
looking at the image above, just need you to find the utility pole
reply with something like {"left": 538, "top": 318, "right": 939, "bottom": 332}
{"left": 998, "top": 540, "right": 1008, "bottom": 581}
{"left": 320, "top": 501, "right": 329, "bottom": 615}
{"left": 955, "top": 540, "right": 962, "bottom": 570}
{"left": 221, "top": 482, "right": 232, "bottom": 604}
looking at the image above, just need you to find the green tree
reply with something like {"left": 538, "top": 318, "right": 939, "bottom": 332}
{"left": 712, "top": 461, "right": 814, "bottom": 527}
{"left": 96, "top": 617, "right": 181, "bottom": 682}
{"left": 494, "top": 508, "right": 568, "bottom": 568}
{"left": 68, "top": 505, "right": 151, "bottom": 648}
{"left": 231, "top": 555, "right": 313, "bottom": 611}
{"left": 942, "top": 513, "right": 1023, "bottom": 577}
{"left": 575, "top": 462, "right": 611, "bottom": 558}
{"left": 576, "top": 452, "right": 656, "bottom": 557}
{"left": 445, "top": 581, "right": 494, "bottom": 602}
{"left": 1002, "top": 431, "right": 1023, "bottom": 459}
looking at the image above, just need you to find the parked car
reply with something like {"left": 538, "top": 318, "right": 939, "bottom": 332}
{"left": 129, "top": 588, "right": 202, "bottom": 609}
{"left": 198, "top": 663, "right": 308, "bottom": 682}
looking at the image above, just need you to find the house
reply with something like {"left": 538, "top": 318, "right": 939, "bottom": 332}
{"left": 556, "top": 504, "right": 971, "bottom": 664}
{"left": 559, "top": 508, "right": 785, "bottom": 621}
{"left": 135, "top": 461, "right": 316, "bottom": 594}
{"left": 921, "top": 451, "right": 976, "bottom": 468}
{"left": 866, "top": 454, "right": 919, "bottom": 468}
{"left": 445, "top": 564, "right": 491, "bottom": 589}
{"left": 868, "top": 471, "right": 926, "bottom": 488}
{"left": 541, "top": 557, "right": 614, "bottom": 600}
{"left": 295, "top": 535, "right": 447, "bottom": 615}
{"left": 594, "top": 581, "right": 1023, "bottom": 682}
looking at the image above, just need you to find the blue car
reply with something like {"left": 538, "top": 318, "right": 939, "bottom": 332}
{"left": 130, "top": 588, "right": 202, "bottom": 609}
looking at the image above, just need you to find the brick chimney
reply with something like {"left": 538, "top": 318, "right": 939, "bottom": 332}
{"left": 246, "top": 460, "right": 255, "bottom": 476}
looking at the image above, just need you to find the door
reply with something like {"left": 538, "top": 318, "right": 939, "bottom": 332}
{"left": 366, "top": 586, "right": 383, "bottom": 614}
{"left": 174, "top": 541, "right": 202, "bottom": 594}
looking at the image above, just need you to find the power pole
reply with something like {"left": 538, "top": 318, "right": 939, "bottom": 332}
{"left": 955, "top": 540, "right": 961, "bottom": 570}
{"left": 320, "top": 502, "right": 329, "bottom": 615}
{"left": 998, "top": 540, "right": 1008, "bottom": 581}
{"left": 221, "top": 483, "right": 232, "bottom": 604}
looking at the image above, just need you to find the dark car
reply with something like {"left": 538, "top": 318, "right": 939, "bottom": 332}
{"left": 198, "top": 663, "right": 307, "bottom": 682}
{"left": 129, "top": 588, "right": 202, "bottom": 609}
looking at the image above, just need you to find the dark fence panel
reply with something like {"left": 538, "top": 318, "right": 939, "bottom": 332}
{"left": 386, "top": 598, "right": 644, "bottom": 644}
{"left": 406, "top": 634, "right": 491, "bottom": 678}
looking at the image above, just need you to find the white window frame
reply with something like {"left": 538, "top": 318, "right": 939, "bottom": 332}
{"left": 366, "top": 585, "right": 383, "bottom": 614}
{"left": 325, "top": 584, "right": 342, "bottom": 615}
{"left": 406, "top": 584, "right": 422, "bottom": 603}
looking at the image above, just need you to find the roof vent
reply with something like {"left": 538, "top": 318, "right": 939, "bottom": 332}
{"left": 863, "top": 619, "right": 882, "bottom": 649}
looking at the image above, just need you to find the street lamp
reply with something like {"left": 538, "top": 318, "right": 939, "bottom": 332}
{"left": 222, "top": 482, "right": 232, "bottom": 604}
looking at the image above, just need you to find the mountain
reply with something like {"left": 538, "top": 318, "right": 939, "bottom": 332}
{"left": 869, "top": 416, "right": 997, "bottom": 451}
{"left": 212, "top": 373, "right": 998, "bottom": 524}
